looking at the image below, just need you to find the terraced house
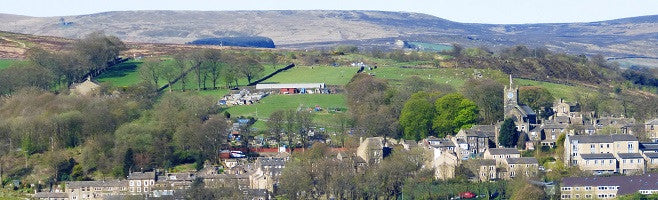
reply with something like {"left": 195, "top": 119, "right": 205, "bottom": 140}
{"left": 561, "top": 174, "right": 658, "bottom": 199}
{"left": 564, "top": 134, "right": 646, "bottom": 174}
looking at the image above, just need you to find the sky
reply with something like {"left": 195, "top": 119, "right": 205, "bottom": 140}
{"left": 1, "top": 0, "right": 657, "bottom": 24}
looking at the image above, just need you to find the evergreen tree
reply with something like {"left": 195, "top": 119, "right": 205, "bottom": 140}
{"left": 498, "top": 118, "right": 519, "bottom": 148}
{"left": 123, "top": 148, "right": 134, "bottom": 176}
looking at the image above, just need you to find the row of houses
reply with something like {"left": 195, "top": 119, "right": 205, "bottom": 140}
{"left": 564, "top": 134, "right": 658, "bottom": 175}
{"left": 561, "top": 174, "right": 658, "bottom": 199}
{"left": 33, "top": 155, "right": 288, "bottom": 200}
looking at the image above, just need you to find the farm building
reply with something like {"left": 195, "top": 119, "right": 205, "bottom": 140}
{"left": 255, "top": 83, "right": 327, "bottom": 94}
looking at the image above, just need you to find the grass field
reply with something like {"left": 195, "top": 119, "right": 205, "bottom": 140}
{"left": 263, "top": 65, "right": 359, "bottom": 85}
{"left": 409, "top": 42, "right": 453, "bottom": 52}
{"left": 372, "top": 67, "right": 507, "bottom": 87}
{"left": 515, "top": 78, "right": 596, "bottom": 101}
{"left": 96, "top": 60, "right": 144, "bottom": 87}
{"left": 96, "top": 58, "right": 283, "bottom": 94}
{"left": 223, "top": 94, "right": 347, "bottom": 131}
{"left": 0, "top": 59, "right": 24, "bottom": 70}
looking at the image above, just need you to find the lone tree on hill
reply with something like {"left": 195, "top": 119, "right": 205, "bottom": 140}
{"left": 498, "top": 118, "right": 519, "bottom": 148}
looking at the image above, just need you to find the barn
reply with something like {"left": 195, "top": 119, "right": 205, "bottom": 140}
{"left": 255, "top": 83, "right": 326, "bottom": 94}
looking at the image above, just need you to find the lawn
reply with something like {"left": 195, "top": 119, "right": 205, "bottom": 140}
{"left": 223, "top": 94, "right": 347, "bottom": 131}
{"left": 96, "top": 58, "right": 283, "bottom": 92}
{"left": 262, "top": 65, "right": 359, "bottom": 85}
{"left": 96, "top": 60, "right": 144, "bottom": 87}
{"left": 515, "top": 78, "right": 596, "bottom": 101}
{"left": 373, "top": 67, "right": 507, "bottom": 87}
{"left": 409, "top": 42, "right": 454, "bottom": 52}
{"left": 0, "top": 59, "right": 24, "bottom": 70}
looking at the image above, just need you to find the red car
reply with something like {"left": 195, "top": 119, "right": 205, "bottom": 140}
{"left": 459, "top": 191, "right": 476, "bottom": 199}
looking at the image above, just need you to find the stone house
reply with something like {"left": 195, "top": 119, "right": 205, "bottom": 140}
{"left": 502, "top": 157, "right": 539, "bottom": 179}
{"left": 357, "top": 137, "right": 385, "bottom": 165}
{"left": 33, "top": 192, "right": 69, "bottom": 200}
{"left": 564, "top": 134, "right": 644, "bottom": 174}
{"left": 483, "top": 148, "right": 520, "bottom": 166}
{"left": 432, "top": 149, "right": 459, "bottom": 180}
{"left": 69, "top": 77, "right": 101, "bottom": 96}
{"left": 645, "top": 118, "right": 658, "bottom": 142}
{"left": 127, "top": 172, "right": 155, "bottom": 194}
{"left": 65, "top": 180, "right": 128, "bottom": 200}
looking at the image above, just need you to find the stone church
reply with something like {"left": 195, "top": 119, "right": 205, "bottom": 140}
{"left": 503, "top": 75, "right": 537, "bottom": 133}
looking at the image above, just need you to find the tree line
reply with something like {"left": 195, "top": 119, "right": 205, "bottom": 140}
{"left": 0, "top": 32, "right": 126, "bottom": 94}
{"left": 138, "top": 49, "right": 265, "bottom": 91}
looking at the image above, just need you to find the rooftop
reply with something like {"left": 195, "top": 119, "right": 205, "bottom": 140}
{"left": 506, "top": 157, "right": 538, "bottom": 164}
{"left": 646, "top": 118, "right": 658, "bottom": 125}
{"left": 618, "top": 153, "right": 644, "bottom": 159}
{"left": 562, "top": 174, "right": 658, "bottom": 195}
{"left": 487, "top": 148, "right": 520, "bottom": 155}
{"left": 128, "top": 171, "right": 156, "bottom": 180}
{"left": 33, "top": 192, "right": 68, "bottom": 198}
{"left": 66, "top": 180, "right": 127, "bottom": 188}
{"left": 568, "top": 134, "right": 637, "bottom": 143}
{"left": 256, "top": 83, "right": 325, "bottom": 89}
{"left": 640, "top": 143, "right": 658, "bottom": 152}
{"left": 643, "top": 152, "right": 658, "bottom": 158}
{"left": 580, "top": 153, "right": 616, "bottom": 160}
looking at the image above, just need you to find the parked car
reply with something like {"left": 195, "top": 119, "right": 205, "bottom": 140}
{"left": 230, "top": 151, "right": 246, "bottom": 158}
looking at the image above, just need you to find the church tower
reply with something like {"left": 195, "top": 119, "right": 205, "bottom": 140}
{"left": 503, "top": 74, "right": 518, "bottom": 118}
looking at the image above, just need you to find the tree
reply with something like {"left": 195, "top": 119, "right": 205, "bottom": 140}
{"left": 74, "top": 32, "right": 126, "bottom": 77}
{"left": 138, "top": 59, "right": 161, "bottom": 86}
{"left": 461, "top": 78, "right": 503, "bottom": 124}
{"left": 519, "top": 86, "right": 555, "bottom": 119}
{"left": 267, "top": 110, "right": 285, "bottom": 144}
{"left": 433, "top": 93, "right": 479, "bottom": 137}
{"left": 234, "top": 55, "right": 264, "bottom": 84}
{"left": 499, "top": 118, "right": 519, "bottom": 148}
{"left": 123, "top": 148, "right": 135, "bottom": 177}
{"left": 400, "top": 92, "right": 436, "bottom": 141}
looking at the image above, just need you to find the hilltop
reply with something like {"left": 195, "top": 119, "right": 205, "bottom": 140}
{"left": 0, "top": 10, "right": 656, "bottom": 58}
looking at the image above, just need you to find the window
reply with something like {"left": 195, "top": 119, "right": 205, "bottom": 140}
{"left": 631, "top": 159, "right": 634, "bottom": 164}
{"left": 144, "top": 180, "right": 148, "bottom": 186}
{"left": 586, "top": 186, "right": 591, "bottom": 190}
{"left": 562, "top": 194, "right": 571, "bottom": 199}
{"left": 562, "top": 187, "right": 572, "bottom": 191}
{"left": 629, "top": 143, "right": 634, "bottom": 151}
{"left": 130, "top": 181, "right": 134, "bottom": 186}
{"left": 586, "top": 194, "right": 592, "bottom": 198}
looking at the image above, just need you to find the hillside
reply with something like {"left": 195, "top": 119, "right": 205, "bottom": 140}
{"left": 0, "top": 10, "right": 656, "bottom": 58}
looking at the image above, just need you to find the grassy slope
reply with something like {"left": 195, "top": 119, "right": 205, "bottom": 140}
{"left": 263, "top": 65, "right": 359, "bottom": 85}
{"left": 223, "top": 94, "right": 346, "bottom": 130}
{"left": 96, "top": 60, "right": 144, "bottom": 87}
{"left": 0, "top": 59, "right": 23, "bottom": 70}
{"left": 97, "top": 58, "right": 282, "bottom": 91}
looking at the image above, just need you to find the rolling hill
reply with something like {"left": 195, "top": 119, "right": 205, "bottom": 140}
{"left": 0, "top": 10, "right": 656, "bottom": 59}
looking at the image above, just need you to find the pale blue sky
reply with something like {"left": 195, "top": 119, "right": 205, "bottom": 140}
{"left": 2, "top": 0, "right": 657, "bottom": 24}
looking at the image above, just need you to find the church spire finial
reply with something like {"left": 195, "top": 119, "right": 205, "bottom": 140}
{"left": 509, "top": 74, "right": 513, "bottom": 88}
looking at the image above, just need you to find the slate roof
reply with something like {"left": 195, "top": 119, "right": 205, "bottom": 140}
{"left": 506, "top": 157, "right": 538, "bottom": 164}
{"left": 428, "top": 138, "right": 455, "bottom": 148}
{"left": 476, "top": 159, "right": 496, "bottom": 166}
{"left": 33, "top": 192, "right": 68, "bottom": 198}
{"left": 257, "top": 157, "right": 286, "bottom": 168}
{"left": 640, "top": 143, "right": 658, "bottom": 152}
{"left": 487, "top": 148, "right": 520, "bottom": 155}
{"left": 569, "top": 134, "right": 638, "bottom": 143}
{"left": 543, "top": 123, "right": 568, "bottom": 129}
{"left": 521, "top": 105, "right": 536, "bottom": 116}
{"left": 618, "top": 153, "right": 644, "bottom": 159}
{"left": 66, "top": 180, "right": 127, "bottom": 188}
{"left": 580, "top": 153, "right": 616, "bottom": 159}
{"left": 643, "top": 152, "right": 658, "bottom": 158}
{"left": 562, "top": 174, "right": 658, "bottom": 195}
{"left": 128, "top": 172, "right": 156, "bottom": 180}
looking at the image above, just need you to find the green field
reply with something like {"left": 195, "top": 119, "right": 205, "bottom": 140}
{"left": 96, "top": 58, "right": 283, "bottom": 94}
{"left": 373, "top": 67, "right": 507, "bottom": 87}
{"left": 223, "top": 94, "right": 347, "bottom": 131}
{"left": 515, "top": 78, "right": 596, "bottom": 101}
{"left": 0, "top": 59, "right": 24, "bottom": 70}
{"left": 263, "top": 66, "right": 359, "bottom": 85}
{"left": 409, "top": 42, "right": 454, "bottom": 52}
{"left": 96, "top": 60, "right": 144, "bottom": 87}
